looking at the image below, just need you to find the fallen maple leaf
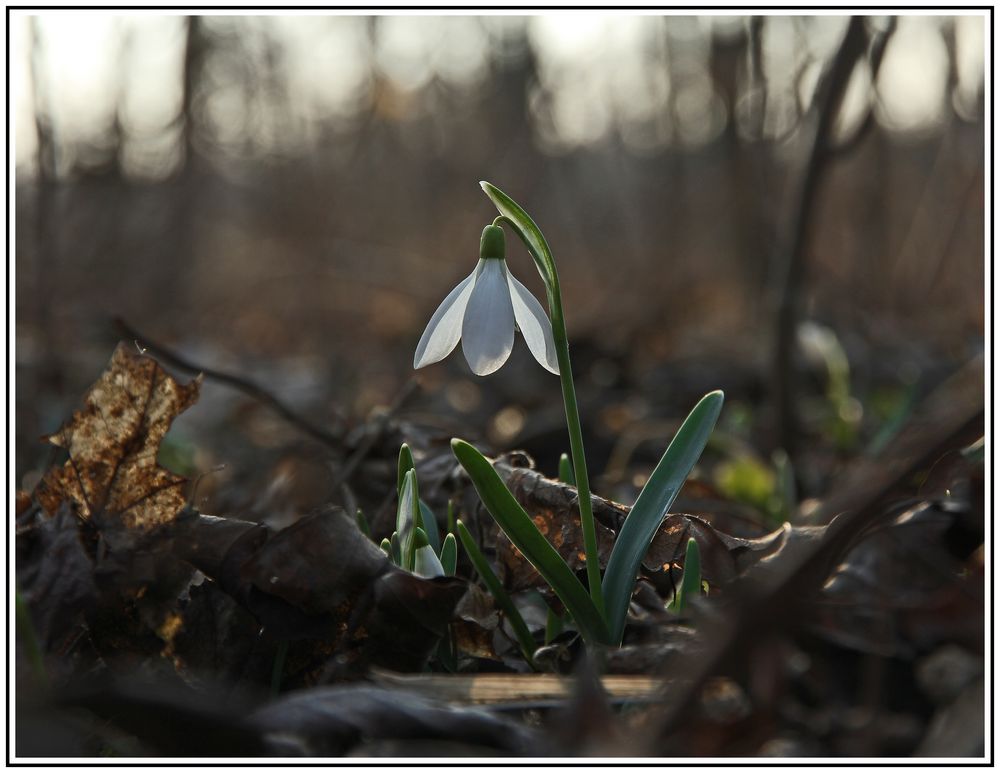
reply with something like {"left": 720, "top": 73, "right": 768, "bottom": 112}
{"left": 34, "top": 343, "right": 202, "bottom": 534}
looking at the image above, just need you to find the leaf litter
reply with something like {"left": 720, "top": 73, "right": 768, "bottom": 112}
{"left": 15, "top": 342, "right": 985, "bottom": 758}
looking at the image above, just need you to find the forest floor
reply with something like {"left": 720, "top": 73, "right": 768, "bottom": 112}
{"left": 14, "top": 324, "right": 986, "bottom": 760}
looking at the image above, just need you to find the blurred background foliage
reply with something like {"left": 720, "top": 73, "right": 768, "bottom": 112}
{"left": 14, "top": 14, "right": 985, "bottom": 518}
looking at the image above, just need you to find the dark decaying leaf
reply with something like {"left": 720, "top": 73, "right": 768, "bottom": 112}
{"left": 812, "top": 499, "right": 984, "bottom": 657}
{"left": 33, "top": 343, "right": 202, "bottom": 540}
{"left": 52, "top": 670, "right": 541, "bottom": 757}
{"left": 16, "top": 499, "right": 197, "bottom": 681}
{"left": 248, "top": 684, "right": 542, "bottom": 756}
{"left": 642, "top": 514, "right": 743, "bottom": 586}
{"left": 169, "top": 579, "right": 269, "bottom": 687}
{"left": 171, "top": 506, "right": 467, "bottom": 676}
{"left": 239, "top": 506, "right": 391, "bottom": 616}
{"left": 53, "top": 672, "right": 270, "bottom": 757}
{"left": 450, "top": 583, "right": 501, "bottom": 660}
{"left": 490, "top": 457, "right": 619, "bottom": 592}
{"left": 16, "top": 503, "right": 99, "bottom": 651}
{"left": 365, "top": 571, "right": 468, "bottom": 670}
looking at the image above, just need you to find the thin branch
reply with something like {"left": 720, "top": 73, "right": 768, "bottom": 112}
{"left": 771, "top": 16, "right": 869, "bottom": 462}
{"left": 112, "top": 317, "right": 345, "bottom": 453}
{"left": 326, "top": 377, "right": 420, "bottom": 493}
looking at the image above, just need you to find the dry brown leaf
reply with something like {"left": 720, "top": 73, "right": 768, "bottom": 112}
{"left": 34, "top": 343, "right": 201, "bottom": 533}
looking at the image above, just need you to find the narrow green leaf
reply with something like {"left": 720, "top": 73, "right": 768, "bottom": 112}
{"left": 396, "top": 469, "right": 421, "bottom": 571}
{"left": 447, "top": 500, "right": 456, "bottom": 535}
{"left": 451, "top": 438, "right": 610, "bottom": 644}
{"left": 397, "top": 444, "right": 439, "bottom": 552}
{"left": 397, "top": 443, "right": 416, "bottom": 496}
{"left": 389, "top": 531, "right": 402, "bottom": 567}
{"left": 668, "top": 538, "right": 702, "bottom": 613}
{"left": 440, "top": 533, "right": 458, "bottom": 576}
{"left": 772, "top": 448, "right": 797, "bottom": 523}
{"left": 419, "top": 500, "right": 441, "bottom": 554}
{"left": 456, "top": 520, "right": 537, "bottom": 667}
{"left": 558, "top": 452, "right": 576, "bottom": 485}
{"left": 379, "top": 537, "right": 392, "bottom": 558}
{"left": 603, "top": 390, "right": 724, "bottom": 644}
{"left": 480, "top": 181, "right": 556, "bottom": 292}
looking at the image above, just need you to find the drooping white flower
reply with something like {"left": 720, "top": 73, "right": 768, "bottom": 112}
{"left": 413, "top": 225, "right": 559, "bottom": 376}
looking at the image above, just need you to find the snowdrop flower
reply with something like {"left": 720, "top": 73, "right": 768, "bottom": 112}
{"left": 413, "top": 225, "right": 559, "bottom": 376}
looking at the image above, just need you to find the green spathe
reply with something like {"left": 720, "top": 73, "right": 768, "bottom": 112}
{"left": 480, "top": 224, "right": 506, "bottom": 260}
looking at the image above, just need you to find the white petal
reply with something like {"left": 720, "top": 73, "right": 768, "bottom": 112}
{"left": 507, "top": 271, "right": 560, "bottom": 374}
{"left": 461, "top": 259, "right": 515, "bottom": 376}
{"left": 413, "top": 268, "right": 477, "bottom": 369}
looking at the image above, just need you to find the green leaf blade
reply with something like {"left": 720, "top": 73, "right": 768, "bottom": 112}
{"left": 396, "top": 469, "right": 421, "bottom": 571}
{"left": 677, "top": 537, "right": 702, "bottom": 612}
{"left": 397, "top": 443, "right": 416, "bottom": 495}
{"left": 419, "top": 500, "right": 441, "bottom": 554}
{"left": 558, "top": 452, "right": 576, "bottom": 485}
{"left": 668, "top": 538, "right": 702, "bottom": 613}
{"left": 603, "top": 390, "right": 724, "bottom": 643}
{"left": 451, "top": 438, "right": 610, "bottom": 645}
{"left": 440, "top": 533, "right": 458, "bottom": 576}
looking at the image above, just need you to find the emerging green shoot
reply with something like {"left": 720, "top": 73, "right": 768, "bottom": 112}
{"left": 667, "top": 538, "right": 703, "bottom": 614}
{"left": 558, "top": 452, "right": 576, "bottom": 485}
{"left": 440, "top": 532, "right": 458, "bottom": 576}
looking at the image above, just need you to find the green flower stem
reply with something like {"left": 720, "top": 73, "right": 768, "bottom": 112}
{"left": 491, "top": 214, "right": 605, "bottom": 620}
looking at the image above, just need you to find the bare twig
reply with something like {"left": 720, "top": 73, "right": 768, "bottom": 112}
{"left": 112, "top": 317, "right": 345, "bottom": 453}
{"left": 326, "top": 377, "right": 420, "bottom": 493}
{"left": 771, "top": 17, "right": 868, "bottom": 462}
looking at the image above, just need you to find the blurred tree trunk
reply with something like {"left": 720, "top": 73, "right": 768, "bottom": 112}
{"left": 165, "top": 16, "right": 209, "bottom": 321}
{"left": 28, "top": 18, "right": 62, "bottom": 393}
{"left": 711, "top": 20, "right": 771, "bottom": 304}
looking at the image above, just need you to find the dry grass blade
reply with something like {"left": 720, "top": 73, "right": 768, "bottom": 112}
{"left": 370, "top": 669, "right": 665, "bottom": 707}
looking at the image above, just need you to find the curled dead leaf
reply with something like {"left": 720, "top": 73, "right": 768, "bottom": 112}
{"left": 171, "top": 506, "right": 468, "bottom": 676}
